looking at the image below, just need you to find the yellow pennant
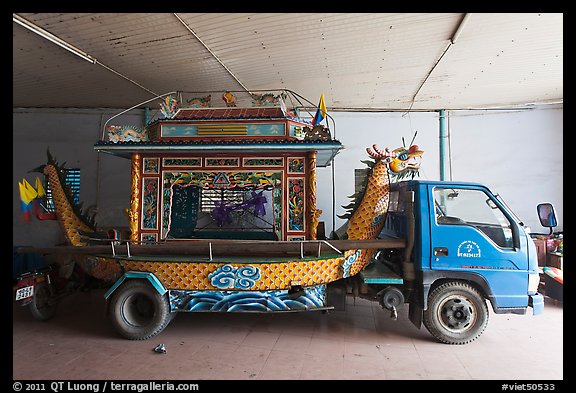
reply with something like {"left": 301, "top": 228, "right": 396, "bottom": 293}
{"left": 19, "top": 179, "right": 38, "bottom": 204}
{"left": 35, "top": 176, "right": 46, "bottom": 197}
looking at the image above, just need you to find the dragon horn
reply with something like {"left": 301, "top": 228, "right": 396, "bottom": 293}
{"left": 372, "top": 144, "right": 396, "bottom": 159}
{"left": 366, "top": 146, "right": 380, "bottom": 159}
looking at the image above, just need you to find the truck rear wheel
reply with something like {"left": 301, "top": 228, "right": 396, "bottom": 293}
{"left": 423, "top": 281, "right": 488, "bottom": 345}
{"left": 108, "top": 279, "right": 172, "bottom": 340}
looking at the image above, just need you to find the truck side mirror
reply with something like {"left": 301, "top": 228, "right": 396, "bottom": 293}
{"left": 537, "top": 203, "right": 557, "bottom": 234}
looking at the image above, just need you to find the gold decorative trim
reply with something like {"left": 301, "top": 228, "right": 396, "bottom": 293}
{"left": 307, "top": 152, "right": 320, "bottom": 239}
{"left": 197, "top": 125, "right": 247, "bottom": 135}
{"left": 129, "top": 153, "right": 141, "bottom": 241}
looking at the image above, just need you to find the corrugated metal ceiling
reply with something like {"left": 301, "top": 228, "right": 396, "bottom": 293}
{"left": 13, "top": 13, "right": 563, "bottom": 110}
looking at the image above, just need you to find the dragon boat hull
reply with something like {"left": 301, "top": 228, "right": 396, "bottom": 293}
{"left": 87, "top": 247, "right": 367, "bottom": 291}
{"left": 92, "top": 246, "right": 375, "bottom": 339}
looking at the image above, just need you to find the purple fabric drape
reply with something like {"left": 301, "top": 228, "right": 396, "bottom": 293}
{"left": 212, "top": 191, "right": 268, "bottom": 227}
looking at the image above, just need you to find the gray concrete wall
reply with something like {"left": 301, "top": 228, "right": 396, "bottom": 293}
{"left": 13, "top": 105, "right": 562, "bottom": 247}
{"left": 13, "top": 108, "right": 143, "bottom": 246}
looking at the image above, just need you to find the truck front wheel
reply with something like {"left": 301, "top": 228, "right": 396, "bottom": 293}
{"left": 108, "top": 279, "right": 172, "bottom": 340}
{"left": 423, "top": 281, "right": 488, "bottom": 345}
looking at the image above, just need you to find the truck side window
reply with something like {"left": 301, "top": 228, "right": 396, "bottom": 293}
{"left": 433, "top": 187, "right": 514, "bottom": 248}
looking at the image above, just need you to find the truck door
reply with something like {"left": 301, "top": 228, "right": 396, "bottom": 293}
{"left": 428, "top": 185, "right": 530, "bottom": 309}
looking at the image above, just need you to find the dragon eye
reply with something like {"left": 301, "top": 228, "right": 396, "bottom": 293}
{"left": 399, "top": 153, "right": 408, "bottom": 160}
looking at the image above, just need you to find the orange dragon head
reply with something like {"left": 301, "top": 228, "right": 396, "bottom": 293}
{"left": 366, "top": 143, "right": 424, "bottom": 180}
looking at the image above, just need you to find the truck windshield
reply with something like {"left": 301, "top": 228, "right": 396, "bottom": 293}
{"left": 434, "top": 187, "right": 514, "bottom": 248}
{"left": 494, "top": 193, "right": 524, "bottom": 226}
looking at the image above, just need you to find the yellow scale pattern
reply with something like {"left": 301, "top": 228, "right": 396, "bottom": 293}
{"left": 120, "top": 255, "right": 346, "bottom": 291}
{"left": 94, "top": 258, "right": 123, "bottom": 279}
{"left": 44, "top": 164, "right": 94, "bottom": 246}
{"left": 345, "top": 160, "right": 391, "bottom": 273}
{"left": 346, "top": 161, "right": 390, "bottom": 241}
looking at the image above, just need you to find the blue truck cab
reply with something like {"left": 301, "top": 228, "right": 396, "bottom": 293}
{"left": 358, "top": 179, "right": 544, "bottom": 344}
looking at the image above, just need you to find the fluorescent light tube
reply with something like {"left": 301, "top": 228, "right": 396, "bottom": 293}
{"left": 13, "top": 13, "right": 97, "bottom": 64}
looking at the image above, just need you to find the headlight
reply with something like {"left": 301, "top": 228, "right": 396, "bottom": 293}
{"left": 528, "top": 273, "right": 541, "bottom": 293}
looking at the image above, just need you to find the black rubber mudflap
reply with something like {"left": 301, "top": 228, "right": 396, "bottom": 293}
{"left": 326, "top": 280, "right": 347, "bottom": 311}
{"left": 409, "top": 302, "right": 423, "bottom": 329}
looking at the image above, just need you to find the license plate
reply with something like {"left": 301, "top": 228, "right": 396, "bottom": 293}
{"left": 15, "top": 285, "right": 34, "bottom": 301}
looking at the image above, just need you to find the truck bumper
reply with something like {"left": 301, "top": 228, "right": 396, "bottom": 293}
{"left": 529, "top": 293, "right": 544, "bottom": 315}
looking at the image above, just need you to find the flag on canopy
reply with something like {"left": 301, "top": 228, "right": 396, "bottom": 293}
{"left": 32, "top": 176, "right": 46, "bottom": 218}
{"left": 311, "top": 93, "right": 327, "bottom": 126}
{"left": 35, "top": 177, "right": 46, "bottom": 197}
{"left": 18, "top": 178, "right": 38, "bottom": 222}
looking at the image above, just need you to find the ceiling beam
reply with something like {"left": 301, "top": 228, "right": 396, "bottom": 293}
{"left": 173, "top": 13, "right": 251, "bottom": 94}
{"left": 405, "top": 13, "right": 472, "bottom": 113}
{"left": 13, "top": 13, "right": 159, "bottom": 98}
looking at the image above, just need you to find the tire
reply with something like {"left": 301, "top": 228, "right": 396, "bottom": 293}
{"left": 29, "top": 282, "right": 57, "bottom": 321}
{"left": 423, "top": 281, "right": 489, "bottom": 345}
{"left": 108, "top": 279, "right": 172, "bottom": 340}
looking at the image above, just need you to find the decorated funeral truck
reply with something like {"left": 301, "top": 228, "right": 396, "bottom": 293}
{"left": 15, "top": 90, "right": 547, "bottom": 345}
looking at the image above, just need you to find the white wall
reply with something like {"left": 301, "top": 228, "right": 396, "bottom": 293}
{"left": 316, "top": 111, "right": 440, "bottom": 234}
{"left": 448, "top": 106, "right": 563, "bottom": 234}
{"left": 13, "top": 105, "right": 562, "bottom": 246}
{"left": 315, "top": 105, "right": 562, "bottom": 235}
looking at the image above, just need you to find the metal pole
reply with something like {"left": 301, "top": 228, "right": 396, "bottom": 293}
{"left": 439, "top": 109, "right": 449, "bottom": 181}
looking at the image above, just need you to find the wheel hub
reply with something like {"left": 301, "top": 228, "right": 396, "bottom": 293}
{"left": 441, "top": 298, "right": 473, "bottom": 330}
{"left": 123, "top": 294, "right": 154, "bottom": 327}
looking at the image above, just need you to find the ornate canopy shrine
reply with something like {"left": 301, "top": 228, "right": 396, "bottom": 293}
{"left": 94, "top": 92, "right": 344, "bottom": 244}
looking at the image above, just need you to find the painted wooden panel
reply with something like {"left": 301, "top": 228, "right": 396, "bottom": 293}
{"left": 143, "top": 157, "right": 159, "bottom": 174}
{"left": 141, "top": 177, "right": 159, "bottom": 230}
{"left": 288, "top": 157, "right": 305, "bottom": 174}
{"left": 162, "top": 157, "right": 202, "bottom": 167}
{"left": 161, "top": 123, "right": 286, "bottom": 137}
{"left": 287, "top": 177, "right": 305, "bottom": 232}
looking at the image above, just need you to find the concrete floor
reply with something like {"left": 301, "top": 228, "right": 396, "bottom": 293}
{"left": 13, "top": 289, "right": 562, "bottom": 380}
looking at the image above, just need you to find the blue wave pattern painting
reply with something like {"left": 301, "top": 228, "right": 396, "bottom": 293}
{"left": 208, "top": 265, "right": 261, "bottom": 290}
{"left": 342, "top": 250, "right": 361, "bottom": 278}
{"left": 169, "top": 285, "right": 326, "bottom": 312}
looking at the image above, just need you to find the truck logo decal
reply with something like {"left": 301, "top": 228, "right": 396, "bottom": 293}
{"left": 457, "top": 240, "right": 481, "bottom": 258}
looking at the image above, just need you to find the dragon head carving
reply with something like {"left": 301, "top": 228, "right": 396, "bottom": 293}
{"left": 388, "top": 145, "right": 424, "bottom": 173}
{"left": 366, "top": 143, "right": 424, "bottom": 179}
